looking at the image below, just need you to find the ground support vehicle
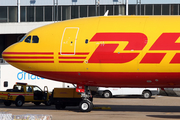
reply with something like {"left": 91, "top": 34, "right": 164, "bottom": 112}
{"left": 0, "top": 83, "right": 51, "bottom": 107}
{"left": 98, "top": 87, "right": 159, "bottom": 98}
{"left": 51, "top": 88, "right": 93, "bottom": 112}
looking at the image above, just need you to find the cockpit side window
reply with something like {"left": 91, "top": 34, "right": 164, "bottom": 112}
{"left": 32, "top": 36, "right": 39, "bottom": 43}
{"left": 19, "top": 36, "right": 27, "bottom": 42}
{"left": 24, "top": 36, "right": 31, "bottom": 43}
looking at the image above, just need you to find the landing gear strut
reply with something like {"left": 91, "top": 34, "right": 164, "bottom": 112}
{"left": 79, "top": 86, "right": 93, "bottom": 112}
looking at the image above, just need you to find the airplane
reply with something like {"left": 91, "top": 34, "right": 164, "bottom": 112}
{"left": 2, "top": 15, "right": 180, "bottom": 112}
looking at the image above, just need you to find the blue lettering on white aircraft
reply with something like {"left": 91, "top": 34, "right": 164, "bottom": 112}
{"left": 17, "top": 71, "right": 44, "bottom": 80}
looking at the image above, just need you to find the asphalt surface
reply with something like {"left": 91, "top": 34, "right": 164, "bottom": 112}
{"left": 1, "top": 96, "right": 180, "bottom": 120}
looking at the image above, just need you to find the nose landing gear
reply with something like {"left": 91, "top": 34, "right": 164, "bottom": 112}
{"left": 77, "top": 86, "right": 93, "bottom": 112}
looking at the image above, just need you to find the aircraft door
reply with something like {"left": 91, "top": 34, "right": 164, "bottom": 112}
{"left": 60, "top": 27, "right": 79, "bottom": 55}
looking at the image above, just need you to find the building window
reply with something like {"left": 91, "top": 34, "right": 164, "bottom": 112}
{"left": 62, "top": 6, "right": 70, "bottom": 20}
{"left": 171, "top": 4, "right": 178, "bottom": 15}
{"left": 97, "top": 6, "right": 100, "bottom": 16}
{"left": 9, "top": 6, "right": 17, "bottom": 22}
{"left": 154, "top": 4, "right": 161, "bottom": 15}
{"left": 141, "top": 5, "right": 145, "bottom": 15}
{"left": 80, "top": 6, "right": 87, "bottom": 17}
{"left": 45, "top": 6, "right": 52, "bottom": 21}
{"left": 114, "top": 5, "right": 119, "bottom": 15}
{"left": 146, "top": 5, "right": 152, "bottom": 15}
{"left": 71, "top": 6, "right": 78, "bottom": 19}
{"left": 89, "top": 5, "right": 96, "bottom": 16}
{"left": 53, "top": 6, "right": 58, "bottom": 21}
{"left": 129, "top": 5, "right": 135, "bottom": 15}
{"left": 36, "top": 6, "right": 43, "bottom": 21}
{"left": 27, "top": 6, "right": 34, "bottom": 22}
{"left": 0, "top": 7, "right": 7, "bottom": 22}
{"left": 21, "top": 6, "right": 26, "bottom": 22}
{"left": 136, "top": 4, "right": 143, "bottom": 15}
{"left": 58, "top": 6, "right": 62, "bottom": 21}
{"left": 100, "top": 5, "right": 105, "bottom": 16}
{"left": 162, "top": 4, "right": 169, "bottom": 15}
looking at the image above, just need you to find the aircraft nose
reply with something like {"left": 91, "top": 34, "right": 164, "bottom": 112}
{"left": 2, "top": 45, "right": 14, "bottom": 63}
{"left": 2, "top": 43, "right": 18, "bottom": 63}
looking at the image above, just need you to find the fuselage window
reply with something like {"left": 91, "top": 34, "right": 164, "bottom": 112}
{"left": 19, "top": 36, "right": 27, "bottom": 42}
{"left": 24, "top": 36, "right": 31, "bottom": 43}
{"left": 32, "top": 36, "right": 39, "bottom": 43}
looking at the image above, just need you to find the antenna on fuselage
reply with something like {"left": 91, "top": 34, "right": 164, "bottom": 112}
{"left": 104, "top": 10, "right": 109, "bottom": 16}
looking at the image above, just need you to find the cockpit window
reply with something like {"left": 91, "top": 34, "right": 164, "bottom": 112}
{"left": 32, "top": 36, "right": 39, "bottom": 43}
{"left": 24, "top": 36, "right": 31, "bottom": 43}
{"left": 19, "top": 36, "right": 27, "bottom": 42}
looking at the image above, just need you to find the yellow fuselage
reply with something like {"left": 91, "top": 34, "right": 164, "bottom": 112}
{"left": 2, "top": 16, "right": 180, "bottom": 87}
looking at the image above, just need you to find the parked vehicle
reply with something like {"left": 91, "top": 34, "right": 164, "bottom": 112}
{"left": 0, "top": 82, "right": 51, "bottom": 107}
{"left": 98, "top": 87, "right": 159, "bottom": 98}
{"left": 51, "top": 88, "right": 93, "bottom": 112}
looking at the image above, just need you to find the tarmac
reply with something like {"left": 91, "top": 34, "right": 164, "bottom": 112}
{"left": 1, "top": 95, "right": 180, "bottom": 120}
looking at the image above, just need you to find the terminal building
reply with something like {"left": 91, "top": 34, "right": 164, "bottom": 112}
{"left": 1, "top": 0, "right": 180, "bottom": 62}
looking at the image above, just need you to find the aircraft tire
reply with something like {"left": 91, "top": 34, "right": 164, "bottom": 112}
{"left": 79, "top": 100, "right": 93, "bottom": 112}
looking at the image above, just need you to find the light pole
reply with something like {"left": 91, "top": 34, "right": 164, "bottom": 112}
{"left": 95, "top": 0, "right": 97, "bottom": 16}
{"left": 17, "top": 0, "right": 20, "bottom": 22}
{"left": 126, "top": 0, "right": 128, "bottom": 15}
{"left": 56, "top": 0, "right": 58, "bottom": 21}
{"left": 136, "top": 0, "right": 141, "bottom": 15}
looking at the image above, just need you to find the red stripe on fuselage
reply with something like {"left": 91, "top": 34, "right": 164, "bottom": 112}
{"left": 6, "top": 60, "right": 54, "bottom": 63}
{"left": 25, "top": 71, "right": 180, "bottom": 88}
{"left": 59, "top": 57, "right": 86, "bottom": 59}
{"left": 2, "top": 52, "right": 54, "bottom": 55}
{"left": 59, "top": 61, "right": 84, "bottom": 63}
{"left": 3, "top": 56, "right": 54, "bottom": 59}
{"left": 59, "top": 52, "right": 89, "bottom": 55}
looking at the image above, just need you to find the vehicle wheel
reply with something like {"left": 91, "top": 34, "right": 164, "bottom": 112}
{"left": 55, "top": 103, "right": 66, "bottom": 110}
{"left": 34, "top": 102, "right": 41, "bottom": 106}
{"left": 45, "top": 100, "right": 51, "bottom": 106}
{"left": 55, "top": 104, "right": 60, "bottom": 110}
{"left": 79, "top": 100, "right": 93, "bottom": 112}
{"left": 143, "top": 91, "right": 152, "bottom": 99}
{"left": 15, "top": 98, "right": 24, "bottom": 107}
{"left": 4, "top": 101, "right": 11, "bottom": 106}
{"left": 61, "top": 104, "right": 66, "bottom": 109}
{"left": 103, "top": 91, "right": 112, "bottom": 98}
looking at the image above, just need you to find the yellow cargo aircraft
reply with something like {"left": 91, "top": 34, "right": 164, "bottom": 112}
{"left": 2, "top": 16, "right": 180, "bottom": 111}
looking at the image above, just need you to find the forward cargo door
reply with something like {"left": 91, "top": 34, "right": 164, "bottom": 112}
{"left": 60, "top": 27, "right": 79, "bottom": 55}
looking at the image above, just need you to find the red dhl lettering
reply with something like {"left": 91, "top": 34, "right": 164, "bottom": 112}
{"left": 88, "top": 33, "right": 180, "bottom": 64}
{"left": 150, "top": 33, "right": 180, "bottom": 50}
{"left": 89, "top": 33, "right": 147, "bottom": 63}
